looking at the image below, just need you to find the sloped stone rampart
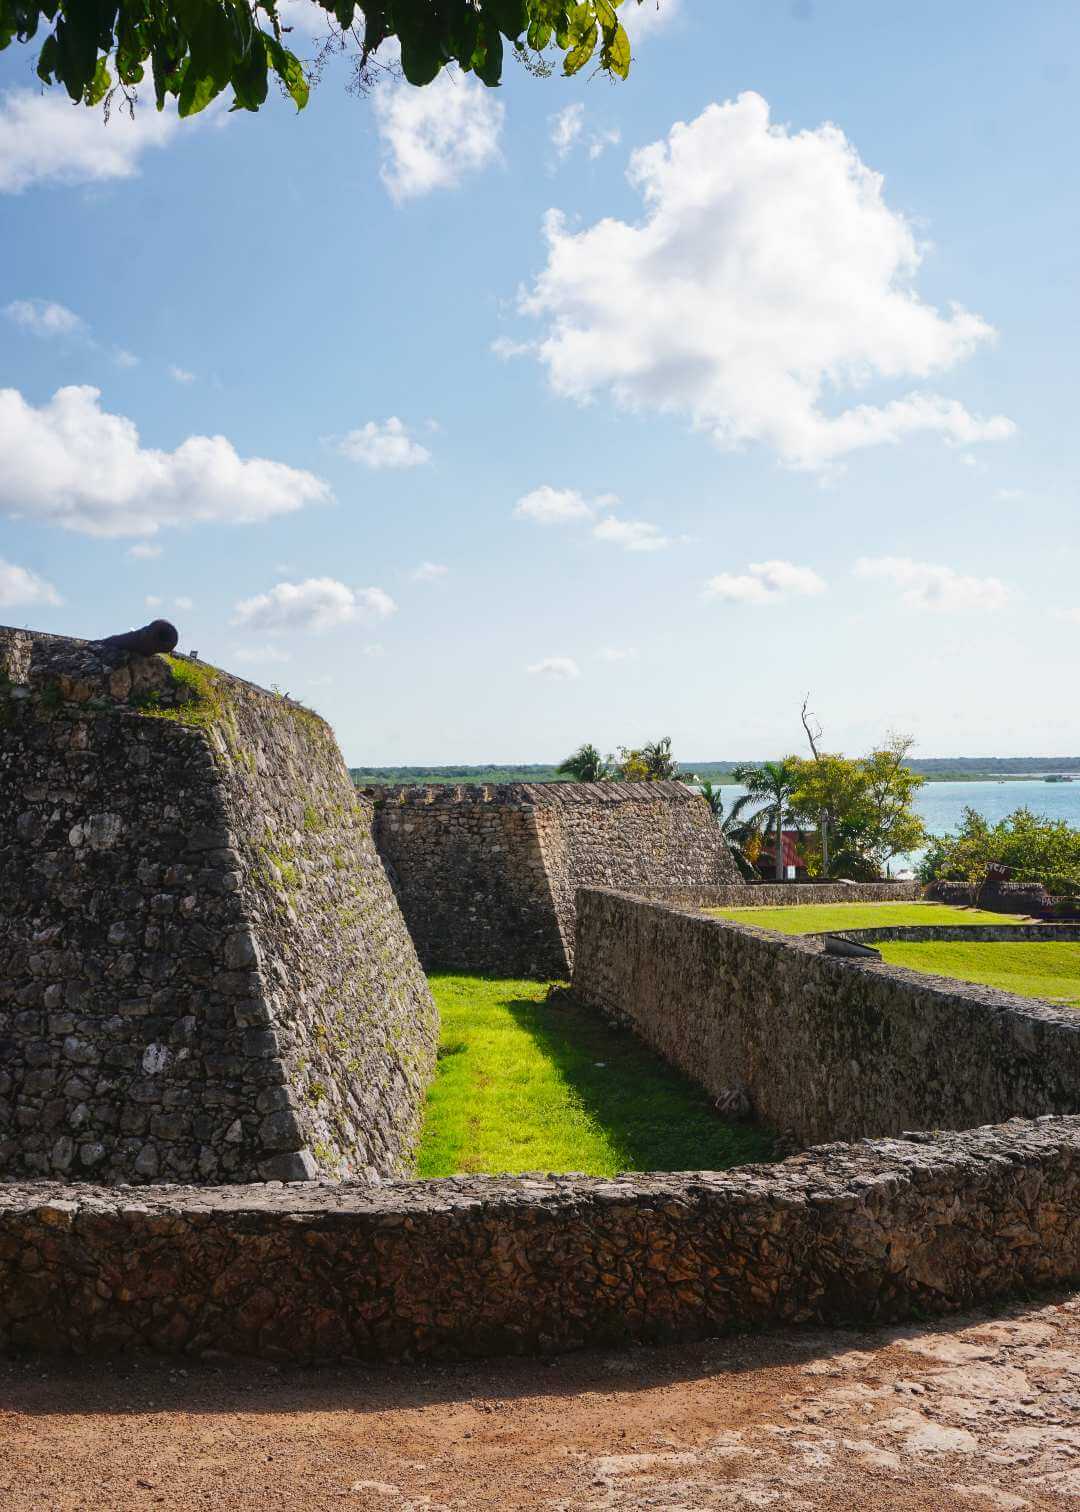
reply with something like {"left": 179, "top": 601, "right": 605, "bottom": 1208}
{"left": 571, "top": 889, "right": 1080, "bottom": 1146}
{"left": 1, "top": 1117, "right": 1078, "bottom": 1360}
{"left": 0, "top": 628, "right": 436, "bottom": 1186}
{"left": 367, "top": 782, "right": 739, "bottom": 977}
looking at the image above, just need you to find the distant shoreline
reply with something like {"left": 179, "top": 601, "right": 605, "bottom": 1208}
{"left": 350, "top": 760, "right": 1080, "bottom": 787}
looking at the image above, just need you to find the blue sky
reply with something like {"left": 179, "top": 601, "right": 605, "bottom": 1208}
{"left": 1, "top": 0, "right": 1077, "bottom": 764}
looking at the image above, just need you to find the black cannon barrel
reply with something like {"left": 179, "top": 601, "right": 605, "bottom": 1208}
{"left": 98, "top": 619, "right": 179, "bottom": 657}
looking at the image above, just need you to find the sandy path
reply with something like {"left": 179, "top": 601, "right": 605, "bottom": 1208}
{"left": 2, "top": 1293, "right": 1079, "bottom": 1510}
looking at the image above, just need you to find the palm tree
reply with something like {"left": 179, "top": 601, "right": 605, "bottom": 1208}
{"left": 732, "top": 759, "right": 802, "bottom": 881}
{"left": 717, "top": 789, "right": 764, "bottom": 879}
{"left": 556, "top": 742, "right": 611, "bottom": 783}
{"left": 698, "top": 778, "right": 724, "bottom": 818}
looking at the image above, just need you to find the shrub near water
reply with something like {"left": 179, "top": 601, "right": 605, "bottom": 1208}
{"left": 417, "top": 976, "right": 775, "bottom": 1178}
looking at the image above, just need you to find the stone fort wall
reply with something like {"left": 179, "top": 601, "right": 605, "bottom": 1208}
{"left": 367, "top": 781, "right": 739, "bottom": 977}
{"left": 572, "top": 888, "right": 1080, "bottom": 1145}
{"left": 2, "top": 1116, "right": 1078, "bottom": 1360}
{"left": 0, "top": 628, "right": 436, "bottom": 1186}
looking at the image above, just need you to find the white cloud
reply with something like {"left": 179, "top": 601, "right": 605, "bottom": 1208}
{"left": 232, "top": 644, "right": 293, "bottom": 665}
{"left": 704, "top": 560, "right": 827, "bottom": 604}
{"left": 0, "top": 87, "right": 182, "bottom": 194}
{"left": 274, "top": 0, "right": 337, "bottom": 40}
{"left": 174, "top": 595, "right": 194, "bottom": 610}
{"left": 169, "top": 365, "right": 195, "bottom": 385}
{"left": 338, "top": 417, "right": 431, "bottom": 469}
{"left": 127, "top": 543, "right": 162, "bottom": 560}
{"left": 854, "top": 556, "right": 1012, "bottom": 611}
{"left": 0, "top": 558, "right": 62, "bottom": 608}
{"left": 549, "top": 103, "right": 620, "bottom": 165}
{"left": 0, "top": 385, "right": 330, "bottom": 538}
{"left": 362, "top": 643, "right": 386, "bottom": 657}
{"left": 520, "top": 92, "right": 1013, "bottom": 469}
{"left": 1053, "top": 608, "right": 1080, "bottom": 625}
{"left": 374, "top": 69, "right": 503, "bottom": 202}
{"left": 588, "top": 127, "right": 622, "bottom": 161}
{"left": 599, "top": 646, "right": 638, "bottom": 662}
{"left": 622, "top": 0, "right": 682, "bottom": 38}
{"left": 550, "top": 103, "right": 585, "bottom": 160}
{"left": 145, "top": 595, "right": 163, "bottom": 608}
{"left": 592, "top": 516, "right": 670, "bottom": 552}
{"left": 113, "top": 348, "right": 139, "bottom": 369}
{"left": 4, "top": 298, "right": 85, "bottom": 338}
{"left": 528, "top": 656, "right": 581, "bottom": 681}
{"left": 996, "top": 487, "right": 1025, "bottom": 502}
{"left": 491, "top": 335, "right": 536, "bottom": 360}
{"left": 514, "top": 485, "right": 606, "bottom": 524}
{"left": 232, "top": 578, "right": 397, "bottom": 634}
{"left": 410, "top": 561, "right": 449, "bottom": 581}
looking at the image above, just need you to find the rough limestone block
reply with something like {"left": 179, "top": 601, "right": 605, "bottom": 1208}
{"left": 0, "top": 627, "right": 437, "bottom": 1185}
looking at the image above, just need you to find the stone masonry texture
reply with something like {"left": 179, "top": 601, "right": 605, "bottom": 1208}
{"left": 0, "top": 627, "right": 437, "bottom": 1186}
{"left": 1, "top": 1117, "right": 1078, "bottom": 1361}
{"left": 571, "top": 889, "right": 1080, "bottom": 1146}
{"left": 366, "top": 781, "right": 740, "bottom": 977}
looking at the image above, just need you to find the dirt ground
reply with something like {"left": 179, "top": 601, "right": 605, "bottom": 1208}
{"left": 2, "top": 1293, "right": 1080, "bottom": 1511}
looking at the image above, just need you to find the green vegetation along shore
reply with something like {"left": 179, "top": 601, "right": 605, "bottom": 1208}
{"left": 352, "top": 758, "right": 1080, "bottom": 787}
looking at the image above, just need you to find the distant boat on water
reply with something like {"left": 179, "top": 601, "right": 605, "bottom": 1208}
{"left": 1045, "top": 775, "right": 1074, "bottom": 783}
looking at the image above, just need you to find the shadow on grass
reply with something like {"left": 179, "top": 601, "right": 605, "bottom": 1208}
{"left": 502, "top": 990, "right": 775, "bottom": 1173}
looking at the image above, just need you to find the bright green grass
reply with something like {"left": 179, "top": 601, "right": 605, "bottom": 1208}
{"left": 880, "top": 939, "right": 1080, "bottom": 1008}
{"left": 705, "top": 901, "right": 1022, "bottom": 935}
{"left": 416, "top": 974, "right": 775, "bottom": 1178}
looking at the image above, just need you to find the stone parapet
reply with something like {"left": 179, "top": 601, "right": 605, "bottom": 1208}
{"left": 1, "top": 1117, "right": 1077, "bottom": 1360}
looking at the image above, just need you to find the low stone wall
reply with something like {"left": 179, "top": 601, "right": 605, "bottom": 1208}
{"left": 636, "top": 881, "right": 923, "bottom": 909}
{"left": 2, "top": 1116, "right": 1078, "bottom": 1360}
{"left": 571, "top": 890, "right": 1080, "bottom": 1145}
{"left": 817, "top": 924, "right": 1080, "bottom": 945}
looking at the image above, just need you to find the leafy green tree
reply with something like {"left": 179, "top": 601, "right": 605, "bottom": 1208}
{"left": 616, "top": 735, "right": 681, "bottom": 782}
{"left": 860, "top": 735, "right": 927, "bottom": 875}
{"left": 919, "top": 806, "right": 1080, "bottom": 895}
{"left": 697, "top": 777, "right": 724, "bottom": 818}
{"left": 556, "top": 742, "right": 611, "bottom": 783}
{"left": 2, "top": 0, "right": 649, "bottom": 118}
{"left": 732, "top": 759, "right": 802, "bottom": 881}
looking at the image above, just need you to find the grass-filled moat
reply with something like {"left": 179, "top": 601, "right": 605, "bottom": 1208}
{"left": 416, "top": 975, "right": 776, "bottom": 1178}
{"left": 879, "top": 939, "right": 1080, "bottom": 1008}
{"left": 705, "top": 901, "right": 1019, "bottom": 934}
{"left": 707, "top": 900, "right": 1079, "bottom": 1008}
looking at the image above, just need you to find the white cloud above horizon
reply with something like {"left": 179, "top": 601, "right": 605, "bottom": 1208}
{"left": 0, "top": 87, "right": 194, "bottom": 194}
{"left": 513, "top": 485, "right": 614, "bottom": 524}
{"left": 232, "top": 578, "right": 397, "bottom": 633}
{"left": 338, "top": 417, "right": 431, "bottom": 469}
{"left": 0, "top": 558, "right": 62, "bottom": 608}
{"left": 4, "top": 298, "right": 85, "bottom": 338}
{"left": 592, "top": 516, "right": 670, "bottom": 552}
{"left": 528, "top": 655, "right": 581, "bottom": 681}
{"left": 704, "top": 560, "right": 827, "bottom": 604}
{"left": 168, "top": 365, "right": 195, "bottom": 385}
{"left": 127, "top": 543, "right": 162, "bottom": 560}
{"left": 520, "top": 92, "right": 1014, "bottom": 469}
{"left": 549, "top": 104, "right": 620, "bottom": 164}
{"left": 231, "top": 644, "right": 294, "bottom": 665}
{"left": 622, "top": 0, "right": 682, "bottom": 38}
{"left": 374, "top": 69, "right": 503, "bottom": 202}
{"left": 0, "top": 385, "right": 330, "bottom": 537}
{"left": 410, "top": 561, "right": 449, "bottom": 582}
{"left": 854, "top": 556, "right": 1012, "bottom": 611}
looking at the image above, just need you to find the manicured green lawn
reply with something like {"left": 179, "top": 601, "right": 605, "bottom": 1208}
{"left": 416, "top": 974, "right": 775, "bottom": 1178}
{"left": 705, "top": 901, "right": 1077, "bottom": 1007}
{"left": 705, "top": 901, "right": 1022, "bottom": 934}
{"left": 880, "top": 939, "right": 1080, "bottom": 1008}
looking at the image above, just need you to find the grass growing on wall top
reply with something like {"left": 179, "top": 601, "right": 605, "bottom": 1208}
{"left": 705, "top": 901, "right": 1023, "bottom": 934}
{"left": 416, "top": 975, "right": 776, "bottom": 1178}
{"left": 879, "top": 939, "right": 1080, "bottom": 1008}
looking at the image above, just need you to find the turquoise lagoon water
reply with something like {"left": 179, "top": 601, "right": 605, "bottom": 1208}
{"left": 711, "top": 778, "right": 1080, "bottom": 874}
